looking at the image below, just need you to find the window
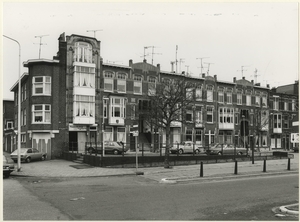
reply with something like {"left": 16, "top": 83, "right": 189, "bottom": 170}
{"left": 74, "top": 42, "right": 93, "bottom": 63}
{"left": 195, "top": 107, "right": 202, "bottom": 123}
{"left": 207, "top": 106, "right": 214, "bottom": 123}
{"left": 103, "top": 99, "right": 108, "bottom": 118}
{"left": 237, "top": 90, "right": 242, "bottom": 105}
{"left": 148, "top": 76, "right": 156, "bottom": 95}
{"left": 262, "top": 94, "right": 267, "bottom": 107}
{"left": 273, "top": 114, "right": 282, "bottom": 129}
{"left": 207, "top": 85, "right": 213, "bottom": 102}
{"left": 255, "top": 93, "right": 260, "bottom": 107}
{"left": 195, "top": 129, "right": 202, "bottom": 144}
{"left": 274, "top": 97, "right": 279, "bottom": 110}
{"left": 134, "top": 75, "right": 142, "bottom": 94}
{"left": 32, "top": 76, "right": 51, "bottom": 95}
{"left": 186, "top": 88, "right": 193, "bottom": 100}
{"left": 21, "top": 84, "right": 26, "bottom": 101}
{"left": 74, "top": 66, "right": 95, "bottom": 88}
{"left": 246, "top": 90, "right": 251, "bottom": 106}
{"left": 226, "top": 88, "right": 232, "bottom": 104}
{"left": 186, "top": 111, "right": 193, "bottom": 122}
{"left": 235, "top": 113, "right": 239, "bottom": 125}
{"left": 104, "top": 71, "right": 114, "bottom": 92}
{"left": 292, "top": 99, "right": 296, "bottom": 111}
{"left": 185, "top": 129, "right": 192, "bottom": 141}
{"left": 32, "top": 104, "right": 51, "bottom": 123}
{"left": 195, "top": 85, "right": 202, "bottom": 101}
{"left": 6, "top": 121, "right": 13, "bottom": 129}
{"left": 117, "top": 73, "right": 127, "bottom": 93}
{"left": 22, "top": 108, "right": 26, "bottom": 126}
{"left": 219, "top": 107, "right": 234, "bottom": 124}
{"left": 111, "top": 97, "right": 126, "bottom": 118}
{"left": 74, "top": 95, "right": 95, "bottom": 117}
{"left": 283, "top": 115, "right": 289, "bottom": 129}
{"left": 218, "top": 88, "right": 224, "bottom": 103}
{"left": 21, "top": 133, "right": 26, "bottom": 143}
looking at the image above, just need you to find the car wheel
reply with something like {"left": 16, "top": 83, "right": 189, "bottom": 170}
{"left": 41, "top": 155, "right": 46, "bottom": 161}
{"left": 195, "top": 149, "right": 200, "bottom": 154}
{"left": 178, "top": 149, "right": 183, "bottom": 155}
{"left": 88, "top": 147, "right": 94, "bottom": 154}
{"left": 113, "top": 150, "right": 119, "bottom": 155}
{"left": 25, "top": 157, "right": 31, "bottom": 163}
{"left": 238, "top": 152, "right": 243, "bottom": 155}
{"left": 217, "top": 152, "right": 222, "bottom": 155}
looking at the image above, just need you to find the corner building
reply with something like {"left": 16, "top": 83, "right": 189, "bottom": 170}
{"left": 8, "top": 33, "right": 298, "bottom": 158}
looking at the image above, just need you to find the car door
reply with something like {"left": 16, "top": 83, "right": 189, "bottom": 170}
{"left": 185, "top": 142, "right": 193, "bottom": 153}
{"left": 32, "top": 148, "right": 41, "bottom": 160}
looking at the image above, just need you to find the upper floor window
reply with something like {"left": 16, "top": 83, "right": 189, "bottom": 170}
{"left": 32, "top": 76, "right": 51, "bottom": 96}
{"left": 246, "top": 90, "right": 251, "bottom": 106}
{"left": 292, "top": 99, "right": 296, "bottom": 111}
{"left": 104, "top": 71, "right": 114, "bottom": 92}
{"left": 206, "top": 106, "right": 214, "bottom": 123}
{"left": 148, "top": 76, "right": 156, "bottom": 96}
{"left": 195, "top": 85, "right": 202, "bottom": 101}
{"left": 226, "top": 88, "right": 232, "bottom": 104}
{"left": 134, "top": 75, "right": 143, "bottom": 94}
{"left": 255, "top": 93, "right": 260, "bottom": 107}
{"left": 117, "top": 73, "right": 127, "bottom": 93}
{"left": 186, "top": 110, "right": 193, "bottom": 122}
{"left": 284, "top": 101, "right": 288, "bottom": 111}
{"left": 6, "top": 121, "right": 13, "bottom": 129}
{"left": 273, "top": 113, "right": 282, "bottom": 129}
{"left": 74, "top": 66, "right": 95, "bottom": 88}
{"left": 218, "top": 87, "right": 224, "bottom": 103}
{"left": 237, "top": 89, "right": 242, "bottom": 105}
{"left": 273, "top": 96, "right": 279, "bottom": 110}
{"left": 262, "top": 94, "right": 267, "bottom": 107}
{"left": 74, "top": 42, "right": 93, "bottom": 63}
{"left": 111, "top": 97, "right": 126, "bottom": 118}
{"left": 195, "top": 107, "right": 203, "bottom": 123}
{"left": 21, "top": 84, "right": 27, "bottom": 101}
{"left": 32, "top": 104, "right": 51, "bottom": 123}
{"left": 207, "top": 85, "right": 213, "bottom": 102}
{"left": 74, "top": 95, "right": 95, "bottom": 117}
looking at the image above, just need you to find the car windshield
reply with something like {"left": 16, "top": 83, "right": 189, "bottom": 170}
{"left": 11, "top": 148, "right": 30, "bottom": 154}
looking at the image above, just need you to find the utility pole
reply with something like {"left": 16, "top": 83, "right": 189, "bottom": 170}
{"left": 34, "top": 34, "right": 49, "bottom": 59}
{"left": 196, "top": 57, "right": 209, "bottom": 77}
{"left": 204, "top": 62, "right": 214, "bottom": 76}
{"left": 86, "top": 29, "right": 103, "bottom": 38}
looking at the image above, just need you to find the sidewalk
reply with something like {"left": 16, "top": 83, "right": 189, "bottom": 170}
{"left": 9, "top": 154, "right": 298, "bottom": 183}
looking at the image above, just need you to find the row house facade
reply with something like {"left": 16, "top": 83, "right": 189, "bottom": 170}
{"left": 7, "top": 33, "right": 299, "bottom": 158}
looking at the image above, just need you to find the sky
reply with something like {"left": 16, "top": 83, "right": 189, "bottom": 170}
{"left": 2, "top": 1, "right": 299, "bottom": 100}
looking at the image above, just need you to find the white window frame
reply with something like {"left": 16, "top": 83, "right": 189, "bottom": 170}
{"left": 226, "top": 90, "right": 232, "bottom": 104}
{"left": 195, "top": 85, "right": 202, "bottom": 101}
{"left": 74, "top": 42, "right": 93, "bottom": 63}
{"left": 218, "top": 90, "right": 224, "bottom": 103}
{"left": 117, "top": 73, "right": 127, "bottom": 93}
{"left": 6, "top": 121, "right": 13, "bottom": 129}
{"left": 246, "top": 91, "right": 251, "bottom": 106}
{"left": 237, "top": 91, "right": 242, "bottom": 105}
{"left": 273, "top": 113, "right": 282, "bottom": 129}
{"left": 104, "top": 71, "right": 114, "bottom": 92}
{"left": 74, "top": 95, "right": 95, "bottom": 117}
{"left": 274, "top": 96, "right": 279, "bottom": 110}
{"left": 262, "top": 95, "right": 267, "bottom": 107}
{"left": 32, "top": 76, "right": 51, "bottom": 96}
{"left": 74, "top": 66, "right": 95, "bottom": 88}
{"left": 207, "top": 85, "right": 213, "bottom": 102}
{"left": 134, "top": 75, "right": 143, "bottom": 94}
{"left": 32, "top": 104, "right": 51, "bottom": 124}
{"left": 111, "top": 97, "right": 126, "bottom": 118}
{"left": 255, "top": 95, "right": 260, "bottom": 107}
{"left": 206, "top": 106, "right": 214, "bottom": 123}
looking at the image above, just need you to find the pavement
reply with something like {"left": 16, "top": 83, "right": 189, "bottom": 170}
{"left": 5, "top": 151, "right": 299, "bottom": 215}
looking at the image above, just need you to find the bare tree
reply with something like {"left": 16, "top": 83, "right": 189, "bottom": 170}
{"left": 144, "top": 76, "right": 195, "bottom": 168}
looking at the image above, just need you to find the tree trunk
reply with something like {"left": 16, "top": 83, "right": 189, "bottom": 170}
{"left": 164, "top": 124, "right": 171, "bottom": 168}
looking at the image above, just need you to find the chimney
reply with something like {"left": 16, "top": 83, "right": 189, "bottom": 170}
{"left": 242, "top": 77, "right": 245, "bottom": 80}
{"left": 251, "top": 80, "right": 254, "bottom": 85}
{"left": 129, "top": 59, "right": 133, "bottom": 67}
{"left": 233, "top": 77, "right": 236, "bottom": 83}
{"left": 157, "top": 64, "right": 160, "bottom": 70}
{"left": 214, "top": 75, "right": 217, "bottom": 81}
{"left": 170, "top": 61, "right": 175, "bottom": 72}
{"left": 202, "top": 73, "right": 205, "bottom": 78}
{"left": 143, "top": 59, "right": 147, "bottom": 63}
{"left": 267, "top": 84, "right": 270, "bottom": 88}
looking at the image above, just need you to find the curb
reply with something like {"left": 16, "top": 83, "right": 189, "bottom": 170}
{"left": 160, "top": 170, "right": 299, "bottom": 184}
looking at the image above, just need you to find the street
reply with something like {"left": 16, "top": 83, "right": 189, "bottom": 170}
{"left": 4, "top": 173, "right": 298, "bottom": 220}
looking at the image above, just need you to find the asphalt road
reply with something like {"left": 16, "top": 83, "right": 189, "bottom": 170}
{"left": 5, "top": 173, "right": 298, "bottom": 220}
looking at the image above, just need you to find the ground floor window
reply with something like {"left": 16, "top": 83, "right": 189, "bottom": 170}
{"left": 185, "top": 129, "right": 192, "bottom": 141}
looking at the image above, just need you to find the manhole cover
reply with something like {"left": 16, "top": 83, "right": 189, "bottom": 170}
{"left": 70, "top": 165, "right": 94, "bottom": 169}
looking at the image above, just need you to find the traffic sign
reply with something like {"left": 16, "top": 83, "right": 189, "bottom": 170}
{"left": 291, "top": 133, "right": 299, "bottom": 143}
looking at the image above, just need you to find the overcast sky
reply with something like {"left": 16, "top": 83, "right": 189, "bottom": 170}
{"left": 2, "top": 2, "right": 298, "bottom": 100}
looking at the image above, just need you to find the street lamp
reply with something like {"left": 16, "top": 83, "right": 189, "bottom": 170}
{"left": 3, "top": 35, "right": 21, "bottom": 171}
{"left": 242, "top": 115, "right": 246, "bottom": 149}
{"left": 102, "top": 97, "right": 109, "bottom": 157}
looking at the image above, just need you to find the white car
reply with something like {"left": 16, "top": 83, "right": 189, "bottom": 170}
{"left": 170, "top": 141, "right": 204, "bottom": 154}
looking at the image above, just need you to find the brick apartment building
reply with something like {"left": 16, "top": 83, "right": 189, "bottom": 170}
{"left": 6, "top": 33, "right": 299, "bottom": 158}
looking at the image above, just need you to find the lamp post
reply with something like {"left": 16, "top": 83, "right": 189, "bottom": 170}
{"left": 4, "top": 35, "right": 21, "bottom": 171}
{"left": 102, "top": 97, "right": 109, "bottom": 157}
{"left": 242, "top": 115, "right": 246, "bottom": 149}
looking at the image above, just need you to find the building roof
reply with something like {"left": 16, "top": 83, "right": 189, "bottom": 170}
{"left": 10, "top": 72, "right": 29, "bottom": 92}
{"left": 23, "top": 59, "right": 59, "bottom": 67}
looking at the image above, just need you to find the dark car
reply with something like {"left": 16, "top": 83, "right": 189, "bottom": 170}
{"left": 10, "top": 148, "right": 47, "bottom": 163}
{"left": 206, "top": 143, "right": 247, "bottom": 155}
{"left": 3, "top": 155, "right": 15, "bottom": 178}
{"left": 87, "top": 141, "right": 128, "bottom": 155}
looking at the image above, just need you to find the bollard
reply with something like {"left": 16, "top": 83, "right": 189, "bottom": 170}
{"left": 234, "top": 161, "right": 238, "bottom": 175}
{"left": 287, "top": 158, "right": 291, "bottom": 171}
{"left": 263, "top": 159, "right": 266, "bottom": 172}
{"left": 200, "top": 162, "right": 203, "bottom": 177}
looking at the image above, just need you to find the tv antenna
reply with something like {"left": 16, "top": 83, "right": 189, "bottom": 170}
{"left": 144, "top": 46, "right": 162, "bottom": 64}
{"left": 179, "top": 58, "right": 185, "bottom": 73}
{"left": 34, "top": 34, "right": 49, "bottom": 59}
{"left": 86, "top": 29, "right": 103, "bottom": 38}
{"left": 204, "top": 62, "right": 214, "bottom": 75}
{"left": 196, "top": 57, "right": 209, "bottom": 77}
{"left": 251, "top": 68, "right": 260, "bottom": 84}
{"left": 237, "top": 65, "right": 251, "bottom": 78}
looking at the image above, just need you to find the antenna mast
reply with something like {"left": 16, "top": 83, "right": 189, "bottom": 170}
{"left": 34, "top": 34, "right": 49, "bottom": 59}
{"left": 86, "top": 29, "right": 103, "bottom": 38}
{"left": 252, "top": 68, "right": 260, "bottom": 84}
{"left": 196, "top": 57, "right": 209, "bottom": 77}
{"left": 175, "top": 45, "right": 178, "bottom": 73}
{"left": 204, "top": 62, "right": 214, "bottom": 76}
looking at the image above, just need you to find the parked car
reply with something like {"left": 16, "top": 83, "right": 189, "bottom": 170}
{"left": 10, "top": 148, "right": 47, "bottom": 163}
{"left": 170, "top": 141, "right": 204, "bottom": 154}
{"left": 206, "top": 143, "right": 247, "bottom": 155}
{"left": 3, "top": 155, "right": 15, "bottom": 178}
{"left": 87, "top": 141, "right": 128, "bottom": 155}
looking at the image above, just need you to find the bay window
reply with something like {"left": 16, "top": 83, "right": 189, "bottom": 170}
{"left": 32, "top": 76, "right": 51, "bottom": 96}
